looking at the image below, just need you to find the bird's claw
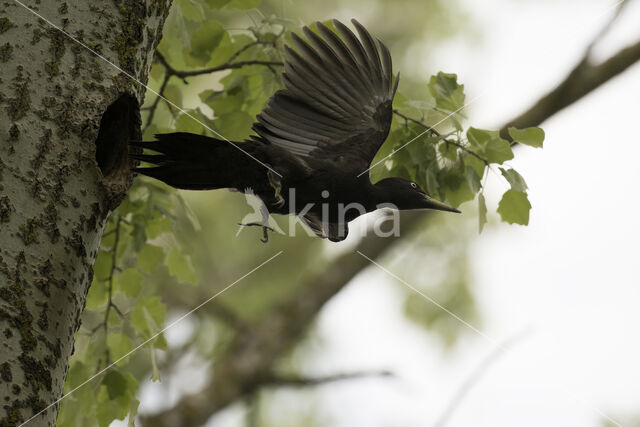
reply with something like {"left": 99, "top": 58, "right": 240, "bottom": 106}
{"left": 237, "top": 222, "right": 274, "bottom": 243}
{"left": 267, "top": 169, "right": 285, "bottom": 208}
{"left": 274, "top": 194, "right": 285, "bottom": 208}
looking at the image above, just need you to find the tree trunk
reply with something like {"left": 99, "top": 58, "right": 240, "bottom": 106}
{"left": 0, "top": 1, "right": 170, "bottom": 425}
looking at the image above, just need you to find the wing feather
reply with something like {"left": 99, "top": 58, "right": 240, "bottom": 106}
{"left": 301, "top": 27, "right": 368, "bottom": 103}
{"left": 253, "top": 19, "right": 398, "bottom": 175}
{"left": 286, "top": 39, "right": 362, "bottom": 116}
{"left": 352, "top": 20, "right": 383, "bottom": 84}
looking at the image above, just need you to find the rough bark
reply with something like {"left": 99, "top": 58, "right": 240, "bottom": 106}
{"left": 0, "top": 1, "right": 170, "bottom": 425}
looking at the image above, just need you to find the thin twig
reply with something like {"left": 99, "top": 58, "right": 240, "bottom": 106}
{"left": 501, "top": 1, "right": 640, "bottom": 141}
{"left": 393, "top": 109, "right": 443, "bottom": 137}
{"left": 261, "top": 370, "right": 393, "bottom": 388}
{"left": 447, "top": 139, "right": 489, "bottom": 165}
{"left": 432, "top": 329, "right": 532, "bottom": 427}
{"left": 584, "top": 0, "right": 634, "bottom": 57}
{"left": 91, "top": 216, "right": 125, "bottom": 357}
{"left": 393, "top": 109, "right": 489, "bottom": 165}
{"left": 157, "top": 55, "right": 284, "bottom": 78}
{"left": 225, "top": 40, "right": 276, "bottom": 65}
{"left": 144, "top": 72, "right": 171, "bottom": 129}
{"left": 104, "top": 216, "right": 123, "bottom": 329}
{"left": 143, "top": 45, "right": 284, "bottom": 132}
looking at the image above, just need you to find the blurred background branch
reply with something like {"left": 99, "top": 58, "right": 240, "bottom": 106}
{"left": 139, "top": 3, "right": 640, "bottom": 425}
{"left": 501, "top": 0, "right": 640, "bottom": 139}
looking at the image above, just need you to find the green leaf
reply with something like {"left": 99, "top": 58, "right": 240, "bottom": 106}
{"left": 226, "top": 0, "right": 261, "bottom": 9}
{"left": 371, "top": 129, "right": 401, "bottom": 168}
{"left": 127, "top": 399, "right": 139, "bottom": 427}
{"left": 478, "top": 194, "right": 487, "bottom": 233}
{"left": 202, "top": 87, "right": 244, "bottom": 114}
{"left": 465, "top": 165, "right": 482, "bottom": 193}
{"left": 146, "top": 216, "right": 172, "bottom": 239}
{"left": 485, "top": 138, "right": 513, "bottom": 164}
{"left": 425, "top": 168, "right": 440, "bottom": 197}
{"left": 213, "top": 111, "right": 254, "bottom": 140}
{"left": 154, "top": 333, "right": 168, "bottom": 351}
{"left": 137, "top": 244, "right": 164, "bottom": 274}
{"left": 206, "top": 0, "right": 232, "bottom": 9}
{"left": 508, "top": 126, "right": 544, "bottom": 148}
{"left": 188, "top": 21, "right": 226, "bottom": 65}
{"left": 500, "top": 168, "right": 528, "bottom": 192}
{"left": 96, "top": 371, "right": 138, "bottom": 427}
{"left": 85, "top": 280, "right": 107, "bottom": 311}
{"left": 103, "top": 370, "right": 127, "bottom": 400}
{"left": 198, "top": 89, "right": 220, "bottom": 106}
{"left": 131, "top": 297, "right": 166, "bottom": 338}
{"left": 163, "top": 84, "right": 183, "bottom": 107}
{"left": 404, "top": 99, "right": 435, "bottom": 110}
{"left": 176, "top": 194, "right": 202, "bottom": 231}
{"left": 428, "top": 72, "right": 465, "bottom": 113}
{"left": 161, "top": 6, "right": 191, "bottom": 52}
{"left": 131, "top": 222, "right": 147, "bottom": 252}
{"left": 438, "top": 141, "right": 458, "bottom": 161}
{"left": 464, "top": 154, "right": 486, "bottom": 178}
{"left": 107, "top": 333, "right": 135, "bottom": 365}
{"left": 96, "top": 399, "right": 121, "bottom": 427}
{"left": 497, "top": 190, "right": 531, "bottom": 225}
{"left": 65, "top": 361, "right": 91, "bottom": 390}
{"left": 175, "top": 0, "right": 206, "bottom": 21}
{"left": 467, "top": 127, "right": 513, "bottom": 164}
{"left": 93, "top": 250, "right": 112, "bottom": 281}
{"left": 166, "top": 247, "right": 198, "bottom": 285}
{"left": 150, "top": 346, "right": 161, "bottom": 382}
{"left": 149, "top": 63, "right": 164, "bottom": 83}
{"left": 440, "top": 169, "right": 474, "bottom": 207}
{"left": 175, "top": 112, "right": 205, "bottom": 135}
{"left": 115, "top": 268, "right": 142, "bottom": 297}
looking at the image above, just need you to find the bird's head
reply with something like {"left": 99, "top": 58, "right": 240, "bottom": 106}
{"left": 373, "top": 177, "right": 460, "bottom": 213}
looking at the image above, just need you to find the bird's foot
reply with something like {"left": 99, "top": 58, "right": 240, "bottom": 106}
{"left": 237, "top": 222, "right": 274, "bottom": 243}
{"left": 267, "top": 169, "right": 285, "bottom": 208}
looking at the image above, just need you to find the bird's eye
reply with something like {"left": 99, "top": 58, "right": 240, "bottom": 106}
{"left": 410, "top": 182, "right": 417, "bottom": 189}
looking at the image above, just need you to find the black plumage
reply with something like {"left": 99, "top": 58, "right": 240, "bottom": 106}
{"left": 131, "top": 19, "right": 459, "bottom": 242}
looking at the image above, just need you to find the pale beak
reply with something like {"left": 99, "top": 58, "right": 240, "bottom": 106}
{"left": 422, "top": 194, "right": 461, "bottom": 213}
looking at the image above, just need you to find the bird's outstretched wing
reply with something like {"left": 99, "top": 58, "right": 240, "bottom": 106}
{"left": 252, "top": 19, "right": 398, "bottom": 176}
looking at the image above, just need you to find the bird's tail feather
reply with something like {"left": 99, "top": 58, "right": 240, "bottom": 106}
{"left": 129, "top": 132, "right": 263, "bottom": 191}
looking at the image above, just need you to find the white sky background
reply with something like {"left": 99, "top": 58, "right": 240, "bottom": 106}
{"left": 137, "top": 0, "right": 640, "bottom": 426}
{"left": 258, "top": 1, "right": 640, "bottom": 426}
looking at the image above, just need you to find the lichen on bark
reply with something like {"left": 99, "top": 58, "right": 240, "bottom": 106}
{"left": 0, "top": 1, "right": 171, "bottom": 425}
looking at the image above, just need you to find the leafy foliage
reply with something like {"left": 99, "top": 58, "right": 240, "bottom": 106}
{"left": 376, "top": 72, "right": 542, "bottom": 230}
{"left": 509, "top": 126, "right": 545, "bottom": 148}
{"left": 60, "top": 0, "right": 543, "bottom": 424}
{"left": 58, "top": 180, "right": 198, "bottom": 426}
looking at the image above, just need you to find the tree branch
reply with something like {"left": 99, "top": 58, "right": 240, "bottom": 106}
{"left": 261, "top": 370, "right": 393, "bottom": 388}
{"left": 143, "top": 50, "right": 284, "bottom": 132}
{"left": 393, "top": 109, "right": 443, "bottom": 136}
{"left": 501, "top": 3, "right": 640, "bottom": 140}
{"left": 142, "top": 212, "right": 429, "bottom": 427}
{"left": 155, "top": 51, "right": 283, "bottom": 79}
{"left": 584, "top": 0, "right": 633, "bottom": 57}
{"left": 393, "top": 109, "right": 489, "bottom": 165}
{"left": 432, "top": 329, "right": 531, "bottom": 427}
{"left": 144, "top": 72, "right": 171, "bottom": 129}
